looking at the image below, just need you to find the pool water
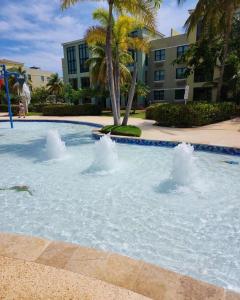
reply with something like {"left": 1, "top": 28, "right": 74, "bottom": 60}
{"left": 0, "top": 121, "right": 240, "bottom": 289}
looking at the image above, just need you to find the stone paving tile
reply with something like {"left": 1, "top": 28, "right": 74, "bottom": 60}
{"left": 63, "top": 245, "right": 110, "bottom": 279}
{"left": 35, "top": 241, "right": 79, "bottom": 269}
{"left": 0, "top": 232, "right": 50, "bottom": 261}
{"left": 133, "top": 262, "right": 225, "bottom": 300}
{"left": 0, "top": 255, "right": 149, "bottom": 300}
{"left": 225, "top": 291, "right": 240, "bottom": 300}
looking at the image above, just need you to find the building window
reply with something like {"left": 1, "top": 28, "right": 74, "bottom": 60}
{"left": 193, "top": 87, "right": 212, "bottom": 101}
{"left": 194, "top": 68, "right": 213, "bottom": 83}
{"left": 79, "top": 43, "right": 89, "bottom": 73}
{"left": 145, "top": 54, "right": 148, "bottom": 66}
{"left": 145, "top": 71, "right": 148, "bottom": 84}
{"left": 41, "top": 76, "right": 44, "bottom": 82}
{"left": 176, "top": 68, "right": 187, "bottom": 79}
{"left": 175, "top": 89, "right": 185, "bottom": 100}
{"left": 81, "top": 77, "right": 90, "bottom": 88}
{"left": 155, "top": 49, "right": 165, "bottom": 61}
{"left": 154, "top": 70, "right": 165, "bottom": 81}
{"left": 154, "top": 90, "right": 164, "bottom": 101}
{"left": 67, "top": 46, "right": 77, "bottom": 74}
{"left": 177, "top": 45, "right": 188, "bottom": 58}
{"left": 28, "top": 74, "right": 31, "bottom": 80}
{"left": 69, "top": 78, "right": 78, "bottom": 90}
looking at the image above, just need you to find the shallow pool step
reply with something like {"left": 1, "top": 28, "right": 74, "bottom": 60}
{"left": 0, "top": 232, "right": 239, "bottom": 300}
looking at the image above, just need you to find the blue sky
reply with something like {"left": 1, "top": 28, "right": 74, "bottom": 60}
{"left": 0, "top": 0, "right": 197, "bottom": 74}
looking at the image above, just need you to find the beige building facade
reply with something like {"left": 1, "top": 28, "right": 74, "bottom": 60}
{"left": 0, "top": 59, "right": 54, "bottom": 90}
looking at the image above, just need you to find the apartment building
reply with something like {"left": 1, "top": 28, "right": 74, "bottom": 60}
{"left": 62, "top": 10, "right": 240, "bottom": 106}
{"left": 0, "top": 59, "right": 54, "bottom": 90}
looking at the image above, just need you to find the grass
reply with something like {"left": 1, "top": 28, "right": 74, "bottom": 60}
{"left": 102, "top": 110, "right": 145, "bottom": 119}
{"left": 100, "top": 125, "right": 142, "bottom": 137}
{"left": 27, "top": 112, "right": 43, "bottom": 116}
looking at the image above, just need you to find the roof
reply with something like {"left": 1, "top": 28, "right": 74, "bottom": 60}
{"left": 0, "top": 58, "right": 24, "bottom": 66}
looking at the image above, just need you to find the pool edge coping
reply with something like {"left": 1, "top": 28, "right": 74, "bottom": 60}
{"left": 1, "top": 118, "right": 240, "bottom": 156}
{"left": 0, "top": 231, "right": 239, "bottom": 300}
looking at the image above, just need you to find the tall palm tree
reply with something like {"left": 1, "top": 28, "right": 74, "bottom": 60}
{"left": 86, "top": 9, "right": 149, "bottom": 122}
{"left": 86, "top": 44, "right": 132, "bottom": 88}
{"left": 61, "top": 0, "right": 161, "bottom": 125}
{"left": 46, "top": 73, "right": 63, "bottom": 97}
{"left": 178, "top": 0, "right": 240, "bottom": 101}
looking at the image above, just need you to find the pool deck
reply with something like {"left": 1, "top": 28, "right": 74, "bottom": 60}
{"left": 0, "top": 232, "right": 239, "bottom": 300}
{"left": 1, "top": 113, "right": 240, "bottom": 149}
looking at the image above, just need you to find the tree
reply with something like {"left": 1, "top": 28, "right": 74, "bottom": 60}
{"left": 61, "top": 0, "right": 161, "bottom": 125}
{"left": 46, "top": 73, "right": 63, "bottom": 97}
{"left": 86, "top": 8, "right": 149, "bottom": 124}
{"left": 178, "top": 0, "right": 240, "bottom": 101}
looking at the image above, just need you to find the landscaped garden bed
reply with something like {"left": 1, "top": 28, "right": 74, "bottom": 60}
{"left": 100, "top": 125, "right": 142, "bottom": 137}
{"left": 146, "top": 102, "right": 239, "bottom": 127}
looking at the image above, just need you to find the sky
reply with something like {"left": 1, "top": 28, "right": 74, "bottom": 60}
{"left": 0, "top": 0, "right": 197, "bottom": 75}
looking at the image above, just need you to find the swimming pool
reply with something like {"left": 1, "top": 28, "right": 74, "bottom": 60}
{"left": 0, "top": 121, "right": 239, "bottom": 290}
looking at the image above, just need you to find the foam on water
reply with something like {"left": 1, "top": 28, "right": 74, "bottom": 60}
{"left": 0, "top": 122, "right": 240, "bottom": 289}
{"left": 46, "top": 129, "right": 67, "bottom": 160}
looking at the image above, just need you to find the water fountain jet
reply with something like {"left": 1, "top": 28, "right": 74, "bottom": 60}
{"left": 46, "top": 129, "right": 66, "bottom": 160}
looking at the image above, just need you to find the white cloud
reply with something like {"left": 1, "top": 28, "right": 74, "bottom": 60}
{"left": 0, "top": 0, "right": 197, "bottom": 74}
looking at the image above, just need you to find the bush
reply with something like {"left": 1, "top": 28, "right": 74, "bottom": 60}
{"left": 0, "top": 104, "right": 18, "bottom": 115}
{"left": 31, "top": 87, "right": 49, "bottom": 103}
{"left": 146, "top": 102, "right": 238, "bottom": 128}
{"left": 43, "top": 104, "right": 102, "bottom": 116}
{"left": 100, "top": 125, "right": 142, "bottom": 137}
{"left": 146, "top": 104, "right": 164, "bottom": 120}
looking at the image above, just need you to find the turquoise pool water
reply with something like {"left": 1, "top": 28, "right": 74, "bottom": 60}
{"left": 0, "top": 121, "right": 239, "bottom": 289}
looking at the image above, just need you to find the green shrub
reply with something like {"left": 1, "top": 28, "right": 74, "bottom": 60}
{"left": 100, "top": 125, "right": 141, "bottom": 137}
{"left": 146, "top": 102, "right": 238, "bottom": 127}
{"left": 43, "top": 104, "right": 102, "bottom": 116}
{"left": 28, "top": 103, "right": 49, "bottom": 113}
{"left": 0, "top": 104, "right": 18, "bottom": 115}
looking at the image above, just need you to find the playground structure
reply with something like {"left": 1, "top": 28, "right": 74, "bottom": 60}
{"left": 0, "top": 64, "right": 31, "bottom": 128}
{"left": 0, "top": 64, "right": 19, "bottom": 128}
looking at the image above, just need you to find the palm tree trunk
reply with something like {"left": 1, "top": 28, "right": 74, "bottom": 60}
{"left": 216, "top": 5, "right": 234, "bottom": 101}
{"left": 106, "top": 0, "right": 120, "bottom": 125}
{"left": 122, "top": 60, "right": 137, "bottom": 126}
{"left": 115, "top": 45, "right": 121, "bottom": 119}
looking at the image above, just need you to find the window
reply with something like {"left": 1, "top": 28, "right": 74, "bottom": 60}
{"left": 81, "top": 77, "right": 90, "bottom": 88}
{"left": 41, "top": 76, "right": 44, "bottom": 82}
{"left": 145, "top": 54, "right": 148, "bottom": 66}
{"left": 145, "top": 71, "right": 148, "bottom": 84}
{"left": 175, "top": 89, "right": 185, "bottom": 100}
{"left": 79, "top": 43, "right": 89, "bottom": 73}
{"left": 176, "top": 68, "right": 187, "bottom": 79}
{"left": 193, "top": 87, "right": 212, "bottom": 101}
{"left": 155, "top": 49, "right": 165, "bottom": 61}
{"left": 69, "top": 78, "right": 78, "bottom": 90}
{"left": 154, "top": 90, "right": 164, "bottom": 101}
{"left": 154, "top": 70, "right": 165, "bottom": 81}
{"left": 194, "top": 68, "right": 213, "bottom": 83}
{"left": 28, "top": 74, "right": 31, "bottom": 80}
{"left": 177, "top": 45, "right": 188, "bottom": 58}
{"left": 67, "top": 46, "right": 77, "bottom": 74}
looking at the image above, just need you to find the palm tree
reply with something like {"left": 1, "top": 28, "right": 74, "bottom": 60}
{"left": 46, "top": 73, "right": 63, "bottom": 97}
{"left": 61, "top": 0, "right": 161, "bottom": 125}
{"left": 86, "top": 9, "right": 149, "bottom": 122}
{"left": 178, "top": 0, "right": 240, "bottom": 101}
{"left": 86, "top": 44, "right": 132, "bottom": 89}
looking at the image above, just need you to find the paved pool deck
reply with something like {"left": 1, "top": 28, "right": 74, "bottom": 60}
{"left": 0, "top": 232, "right": 239, "bottom": 300}
{"left": 1, "top": 114, "right": 240, "bottom": 149}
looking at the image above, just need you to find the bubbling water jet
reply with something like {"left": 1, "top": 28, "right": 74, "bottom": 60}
{"left": 91, "top": 134, "right": 118, "bottom": 172}
{"left": 46, "top": 129, "right": 66, "bottom": 160}
{"left": 171, "top": 142, "right": 195, "bottom": 186}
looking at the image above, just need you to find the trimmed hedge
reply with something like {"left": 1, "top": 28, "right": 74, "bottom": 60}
{"left": 100, "top": 125, "right": 142, "bottom": 137}
{"left": 43, "top": 104, "right": 102, "bottom": 116}
{"left": 146, "top": 102, "right": 238, "bottom": 127}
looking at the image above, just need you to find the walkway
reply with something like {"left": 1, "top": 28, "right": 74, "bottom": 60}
{"left": 1, "top": 114, "right": 240, "bottom": 148}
